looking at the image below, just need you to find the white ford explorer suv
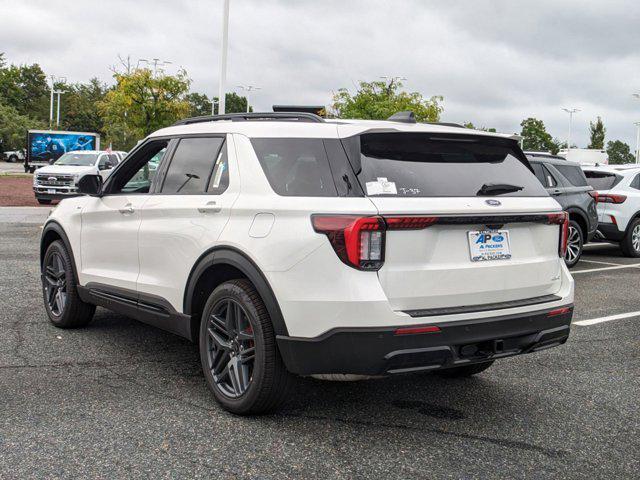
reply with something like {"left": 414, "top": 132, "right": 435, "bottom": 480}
{"left": 33, "top": 150, "right": 124, "bottom": 204}
{"left": 39, "top": 112, "right": 574, "bottom": 414}
{"left": 582, "top": 164, "right": 640, "bottom": 256}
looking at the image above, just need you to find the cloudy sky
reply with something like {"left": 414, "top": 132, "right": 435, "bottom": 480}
{"left": 2, "top": 0, "right": 640, "bottom": 148}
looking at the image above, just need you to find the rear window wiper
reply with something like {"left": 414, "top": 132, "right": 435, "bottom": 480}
{"left": 477, "top": 183, "right": 523, "bottom": 196}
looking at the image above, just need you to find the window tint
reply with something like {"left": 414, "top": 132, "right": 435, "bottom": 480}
{"left": 121, "top": 147, "right": 166, "bottom": 193}
{"left": 554, "top": 164, "right": 588, "bottom": 187}
{"left": 251, "top": 138, "right": 338, "bottom": 196}
{"left": 631, "top": 174, "right": 640, "bottom": 190}
{"left": 355, "top": 133, "right": 547, "bottom": 197}
{"left": 530, "top": 162, "right": 547, "bottom": 186}
{"left": 542, "top": 165, "right": 558, "bottom": 188}
{"left": 108, "top": 154, "right": 119, "bottom": 166}
{"left": 583, "top": 170, "right": 623, "bottom": 190}
{"left": 207, "top": 142, "right": 229, "bottom": 194}
{"left": 162, "top": 137, "right": 224, "bottom": 194}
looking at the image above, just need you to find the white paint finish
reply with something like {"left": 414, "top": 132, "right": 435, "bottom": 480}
{"left": 79, "top": 194, "right": 149, "bottom": 291}
{"left": 574, "top": 311, "right": 640, "bottom": 326}
{"left": 136, "top": 138, "right": 240, "bottom": 309}
{"left": 248, "top": 213, "right": 275, "bottom": 238}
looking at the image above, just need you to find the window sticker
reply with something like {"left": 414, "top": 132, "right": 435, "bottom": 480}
{"left": 366, "top": 177, "right": 397, "bottom": 195}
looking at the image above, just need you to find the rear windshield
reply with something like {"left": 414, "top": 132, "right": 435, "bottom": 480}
{"left": 583, "top": 170, "right": 623, "bottom": 190}
{"left": 554, "top": 164, "right": 589, "bottom": 187}
{"left": 354, "top": 133, "right": 546, "bottom": 197}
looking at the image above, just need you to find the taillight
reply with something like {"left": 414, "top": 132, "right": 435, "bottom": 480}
{"left": 587, "top": 191, "right": 598, "bottom": 201}
{"left": 311, "top": 215, "right": 385, "bottom": 270}
{"left": 595, "top": 193, "right": 626, "bottom": 204}
{"left": 311, "top": 215, "right": 439, "bottom": 270}
{"left": 547, "top": 212, "right": 569, "bottom": 258}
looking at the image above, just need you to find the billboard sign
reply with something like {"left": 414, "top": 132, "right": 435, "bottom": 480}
{"left": 27, "top": 130, "right": 100, "bottom": 166}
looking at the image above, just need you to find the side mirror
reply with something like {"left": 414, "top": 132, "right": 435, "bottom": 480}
{"left": 77, "top": 174, "right": 103, "bottom": 196}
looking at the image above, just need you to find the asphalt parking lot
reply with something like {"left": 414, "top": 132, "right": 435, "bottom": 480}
{"left": 1, "top": 218, "right": 638, "bottom": 479}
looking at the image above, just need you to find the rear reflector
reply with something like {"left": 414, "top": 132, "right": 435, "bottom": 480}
{"left": 547, "top": 307, "right": 572, "bottom": 317}
{"left": 394, "top": 325, "right": 441, "bottom": 335}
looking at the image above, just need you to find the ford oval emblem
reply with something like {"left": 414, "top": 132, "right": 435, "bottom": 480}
{"left": 485, "top": 199, "right": 501, "bottom": 206}
{"left": 48, "top": 177, "right": 57, "bottom": 182}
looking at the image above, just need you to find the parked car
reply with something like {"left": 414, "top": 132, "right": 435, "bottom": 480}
{"left": 40, "top": 112, "right": 574, "bottom": 414}
{"left": 3, "top": 148, "right": 26, "bottom": 163}
{"left": 33, "top": 150, "right": 123, "bottom": 204}
{"left": 582, "top": 165, "right": 640, "bottom": 256}
{"left": 525, "top": 152, "right": 598, "bottom": 267}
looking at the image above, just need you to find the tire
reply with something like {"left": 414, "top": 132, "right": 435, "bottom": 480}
{"left": 37, "top": 199, "right": 52, "bottom": 205}
{"left": 199, "top": 279, "right": 293, "bottom": 415}
{"left": 620, "top": 218, "right": 640, "bottom": 257}
{"left": 564, "top": 220, "right": 584, "bottom": 268}
{"left": 41, "top": 240, "right": 95, "bottom": 328}
{"left": 8, "top": 155, "right": 18, "bottom": 163}
{"left": 436, "top": 361, "right": 494, "bottom": 378}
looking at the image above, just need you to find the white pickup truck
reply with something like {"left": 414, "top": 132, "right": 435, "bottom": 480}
{"left": 33, "top": 150, "right": 126, "bottom": 204}
{"left": 3, "top": 149, "right": 26, "bottom": 163}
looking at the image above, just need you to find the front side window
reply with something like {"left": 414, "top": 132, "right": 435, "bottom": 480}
{"left": 108, "top": 140, "right": 169, "bottom": 194}
{"left": 161, "top": 137, "right": 224, "bottom": 194}
{"left": 251, "top": 138, "right": 338, "bottom": 197}
{"left": 354, "top": 133, "right": 547, "bottom": 197}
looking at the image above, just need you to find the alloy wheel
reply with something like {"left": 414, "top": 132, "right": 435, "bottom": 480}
{"left": 565, "top": 225, "right": 581, "bottom": 263}
{"left": 44, "top": 252, "right": 67, "bottom": 316}
{"left": 633, "top": 225, "right": 640, "bottom": 252}
{"left": 206, "top": 298, "right": 256, "bottom": 398}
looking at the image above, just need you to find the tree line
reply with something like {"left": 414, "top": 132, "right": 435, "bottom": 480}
{"left": 0, "top": 53, "right": 250, "bottom": 151}
{"left": 0, "top": 52, "right": 635, "bottom": 164}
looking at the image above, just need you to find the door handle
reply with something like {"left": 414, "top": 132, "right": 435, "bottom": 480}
{"left": 551, "top": 189, "right": 562, "bottom": 196}
{"left": 118, "top": 204, "right": 134, "bottom": 214}
{"left": 198, "top": 201, "right": 222, "bottom": 214}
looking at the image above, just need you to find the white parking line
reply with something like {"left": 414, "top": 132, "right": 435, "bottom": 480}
{"left": 578, "top": 259, "right": 623, "bottom": 266}
{"left": 574, "top": 311, "right": 640, "bottom": 326}
{"left": 571, "top": 263, "right": 640, "bottom": 274}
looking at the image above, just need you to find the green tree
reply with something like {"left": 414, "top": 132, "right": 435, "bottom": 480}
{"left": 186, "top": 92, "right": 213, "bottom": 116}
{"left": 463, "top": 121, "right": 496, "bottom": 132}
{"left": 213, "top": 92, "right": 250, "bottom": 114}
{"left": 98, "top": 68, "right": 191, "bottom": 149}
{"left": 0, "top": 61, "right": 49, "bottom": 122}
{"left": 60, "top": 78, "right": 108, "bottom": 134}
{"left": 588, "top": 117, "right": 606, "bottom": 149}
{"left": 520, "top": 117, "right": 555, "bottom": 152}
{"left": 0, "top": 102, "right": 45, "bottom": 150}
{"left": 606, "top": 140, "right": 635, "bottom": 165}
{"left": 331, "top": 80, "right": 443, "bottom": 122}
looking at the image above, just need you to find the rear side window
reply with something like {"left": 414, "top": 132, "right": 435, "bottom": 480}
{"left": 554, "top": 164, "right": 588, "bottom": 187}
{"left": 161, "top": 137, "right": 224, "bottom": 194}
{"left": 354, "top": 133, "right": 547, "bottom": 197}
{"left": 583, "top": 170, "right": 623, "bottom": 190}
{"left": 530, "top": 162, "right": 557, "bottom": 188}
{"left": 251, "top": 138, "right": 338, "bottom": 196}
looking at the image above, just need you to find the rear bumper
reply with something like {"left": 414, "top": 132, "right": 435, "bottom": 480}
{"left": 277, "top": 306, "right": 573, "bottom": 376}
{"left": 596, "top": 222, "right": 624, "bottom": 242}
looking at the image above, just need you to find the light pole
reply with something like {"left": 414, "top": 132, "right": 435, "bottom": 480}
{"left": 236, "top": 85, "right": 260, "bottom": 112}
{"left": 138, "top": 58, "right": 171, "bottom": 77}
{"left": 562, "top": 107, "right": 580, "bottom": 152}
{"left": 218, "top": 0, "right": 230, "bottom": 115}
{"left": 634, "top": 121, "right": 640, "bottom": 164}
{"left": 55, "top": 90, "right": 64, "bottom": 127}
{"left": 48, "top": 75, "right": 66, "bottom": 128}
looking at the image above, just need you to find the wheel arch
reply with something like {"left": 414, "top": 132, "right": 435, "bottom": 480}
{"left": 184, "top": 246, "right": 289, "bottom": 341}
{"left": 565, "top": 207, "right": 588, "bottom": 239}
{"left": 40, "top": 221, "right": 78, "bottom": 279}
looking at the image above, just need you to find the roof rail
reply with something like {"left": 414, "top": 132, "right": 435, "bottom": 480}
{"left": 426, "top": 122, "right": 466, "bottom": 128}
{"left": 172, "top": 112, "right": 324, "bottom": 126}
